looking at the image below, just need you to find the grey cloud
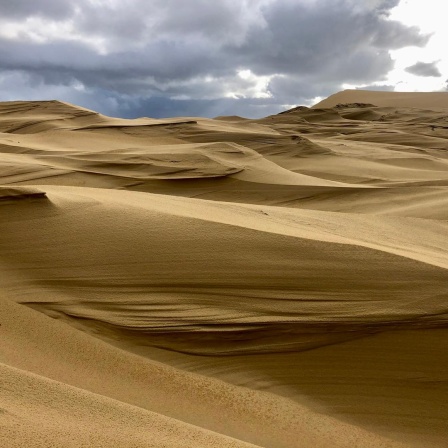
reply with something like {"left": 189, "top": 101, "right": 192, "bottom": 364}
{"left": 405, "top": 61, "right": 442, "bottom": 77}
{"left": 267, "top": 76, "right": 337, "bottom": 104}
{"left": 0, "top": 0, "right": 74, "bottom": 20}
{"left": 0, "top": 0, "right": 431, "bottom": 118}
{"left": 0, "top": 69, "right": 285, "bottom": 119}
{"left": 118, "top": 96, "right": 286, "bottom": 119}
{"left": 76, "top": 0, "right": 266, "bottom": 45}
{"left": 374, "top": 0, "right": 400, "bottom": 14}
{"left": 373, "top": 22, "right": 429, "bottom": 49}
{"left": 226, "top": 0, "right": 428, "bottom": 77}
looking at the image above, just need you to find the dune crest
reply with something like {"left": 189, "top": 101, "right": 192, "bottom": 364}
{"left": 314, "top": 89, "right": 448, "bottom": 109}
{"left": 0, "top": 186, "right": 47, "bottom": 201}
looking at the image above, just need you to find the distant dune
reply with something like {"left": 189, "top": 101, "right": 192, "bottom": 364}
{"left": 1, "top": 92, "right": 448, "bottom": 447}
{"left": 314, "top": 89, "right": 448, "bottom": 109}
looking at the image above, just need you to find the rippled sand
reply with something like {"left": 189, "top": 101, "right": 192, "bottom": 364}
{"left": 1, "top": 91, "right": 448, "bottom": 447}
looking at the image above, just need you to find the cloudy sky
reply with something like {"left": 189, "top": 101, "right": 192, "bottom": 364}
{"left": 0, "top": 0, "right": 446, "bottom": 118}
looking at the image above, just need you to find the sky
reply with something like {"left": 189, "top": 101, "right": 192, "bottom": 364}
{"left": 0, "top": 0, "right": 446, "bottom": 118}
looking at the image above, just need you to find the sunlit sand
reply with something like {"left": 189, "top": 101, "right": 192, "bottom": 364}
{"left": 1, "top": 90, "right": 448, "bottom": 447}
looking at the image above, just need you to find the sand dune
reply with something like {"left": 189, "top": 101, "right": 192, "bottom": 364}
{"left": 314, "top": 89, "right": 448, "bottom": 109}
{"left": 1, "top": 91, "right": 448, "bottom": 447}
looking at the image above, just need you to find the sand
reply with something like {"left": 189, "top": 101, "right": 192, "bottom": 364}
{"left": 0, "top": 91, "right": 447, "bottom": 447}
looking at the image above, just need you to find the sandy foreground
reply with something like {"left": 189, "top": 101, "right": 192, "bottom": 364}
{"left": 0, "top": 90, "right": 447, "bottom": 447}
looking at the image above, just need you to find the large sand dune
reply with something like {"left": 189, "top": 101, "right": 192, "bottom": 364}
{"left": 1, "top": 90, "right": 448, "bottom": 447}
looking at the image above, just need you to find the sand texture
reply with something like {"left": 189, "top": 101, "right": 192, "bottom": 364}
{"left": 1, "top": 91, "right": 448, "bottom": 447}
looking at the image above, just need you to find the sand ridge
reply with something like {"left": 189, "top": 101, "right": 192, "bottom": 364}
{"left": 1, "top": 90, "right": 448, "bottom": 447}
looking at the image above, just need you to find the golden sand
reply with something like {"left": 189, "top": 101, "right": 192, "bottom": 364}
{"left": 1, "top": 91, "right": 448, "bottom": 447}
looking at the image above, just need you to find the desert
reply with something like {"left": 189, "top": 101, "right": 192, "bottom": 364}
{"left": 1, "top": 90, "right": 448, "bottom": 447}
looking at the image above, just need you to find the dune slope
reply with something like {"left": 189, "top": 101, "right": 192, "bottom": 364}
{"left": 1, "top": 92, "right": 448, "bottom": 447}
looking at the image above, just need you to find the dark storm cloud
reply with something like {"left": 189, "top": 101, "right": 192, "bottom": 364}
{"left": 405, "top": 61, "right": 442, "bottom": 77}
{"left": 116, "top": 96, "right": 286, "bottom": 119}
{"left": 0, "top": 0, "right": 430, "bottom": 118}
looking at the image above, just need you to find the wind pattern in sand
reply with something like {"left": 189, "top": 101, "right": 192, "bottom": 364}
{"left": 1, "top": 90, "right": 448, "bottom": 447}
